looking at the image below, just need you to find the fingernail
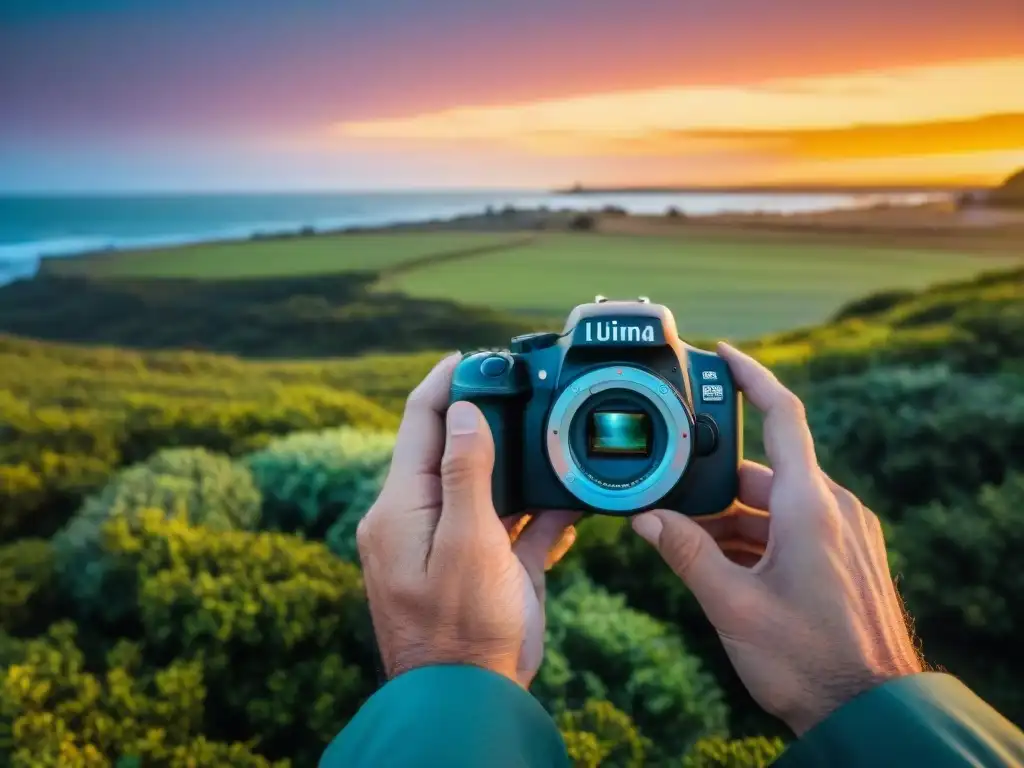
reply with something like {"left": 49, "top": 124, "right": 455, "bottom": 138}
{"left": 631, "top": 513, "right": 663, "bottom": 545}
{"left": 448, "top": 402, "right": 480, "bottom": 435}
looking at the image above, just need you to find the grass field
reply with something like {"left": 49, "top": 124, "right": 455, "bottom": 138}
{"left": 43, "top": 228, "right": 1021, "bottom": 340}
{"left": 45, "top": 232, "right": 525, "bottom": 279}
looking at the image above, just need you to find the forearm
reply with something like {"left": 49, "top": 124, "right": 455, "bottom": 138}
{"left": 320, "top": 665, "right": 570, "bottom": 768}
{"left": 776, "top": 673, "right": 1024, "bottom": 768}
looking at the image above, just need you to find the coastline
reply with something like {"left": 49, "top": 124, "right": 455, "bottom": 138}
{"left": 8, "top": 187, "right": 1024, "bottom": 284}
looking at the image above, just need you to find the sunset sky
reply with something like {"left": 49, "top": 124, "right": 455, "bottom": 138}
{"left": 2, "top": 0, "right": 1022, "bottom": 191}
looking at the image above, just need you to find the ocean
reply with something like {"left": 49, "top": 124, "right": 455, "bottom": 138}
{"left": 0, "top": 190, "right": 949, "bottom": 284}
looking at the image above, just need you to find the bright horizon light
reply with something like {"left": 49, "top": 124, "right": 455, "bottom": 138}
{"left": 330, "top": 57, "right": 1024, "bottom": 186}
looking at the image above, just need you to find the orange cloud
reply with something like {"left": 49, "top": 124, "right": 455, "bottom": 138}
{"left": 328, "top": 57, "right": 1024, "bottom": 186}
{"left": 335, "top": 58, "right": 1024, "bottom": 145}
{"left": 602, "top": 114, "right": 1024, "bottom": 159}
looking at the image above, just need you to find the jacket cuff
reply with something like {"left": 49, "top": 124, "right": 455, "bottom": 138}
{"left": 775, "top": 672, "right": 1024, "bottom": 767}
{"left": 319, "top": 664, "right": 569, "bottom": 768}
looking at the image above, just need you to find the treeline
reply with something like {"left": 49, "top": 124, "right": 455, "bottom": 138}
{"left": 1, "top": 265, "right": 1024, "bottom": 765}
{"left": 0, "top": 272, "right": 545, "bottom": 358}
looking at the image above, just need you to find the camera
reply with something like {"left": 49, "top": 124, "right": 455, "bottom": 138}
{"left": 450, "top": 296, "right": 742, "bottom": 517}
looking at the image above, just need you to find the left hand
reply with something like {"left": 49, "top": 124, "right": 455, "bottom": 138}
{"left": 356, "top": 353, "right": 579, "bottom": 688}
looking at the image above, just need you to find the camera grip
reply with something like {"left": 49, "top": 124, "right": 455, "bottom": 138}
{"left": 450, "top": 352, "right": 529, "bottom": 517}
{"left": 452, "top": 395, "right": 518, "bottom": 516}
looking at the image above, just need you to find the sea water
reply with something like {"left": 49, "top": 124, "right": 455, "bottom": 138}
{"left": 0, "top": 190, "right": 949, "bottom": 284}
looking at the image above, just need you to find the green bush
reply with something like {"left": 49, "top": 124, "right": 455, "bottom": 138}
{"left": 0, "top": 622, "right": 289, "bottom": 768}
{"left": 539, "top": 575, "right": 728, "bottom": 762}
{"left": 831, "top": 289, "right": 917, "bottom": 322}
{"left": 0, "top": 539, "right": 58, "bottom": 635}
{"left": 101, "top": 511, "right": 376, "bottom": 765}
{"left": 244, "top": 428, "right": 394, "bottom": 542}
{"left": 557, "top": 699, "right": 649, "bottom": 767}
{"left": 803, "top": 366, "right": 1024, "bottom": 516}
{"left": 888, "top": 472, "right": 1024, "bottom": 723}
{"left": 53, "top": 448, "right": 262, "bottom": 622}
{"left": 681, "top": 736, "right": 787, "bottom": 767}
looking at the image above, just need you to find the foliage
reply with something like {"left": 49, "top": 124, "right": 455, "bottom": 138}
{"left": 557, "top": 699, "right": 650, "bottom": 768}
{"left": 0, "top": 623, "right": 289, "bottom": 768}
{"left": 801, "top": 366, "right": 1024, "bottom": 516}
{"left": 0, "top": 335, "right": 400, "bottom": 539}
{"left": 0, "top": 539, "right": 58, "bottom": 635}
{"left": 888, "top": 472, "right": 1024, "bottom": 720}
{"left": 539, "top": 575, "right": 728, "bottom": 761}
{"left": 53, "top": 448, "right": 262, "bottom": 622}
{"left": 244, "top": 428, "right": 394, "bottom": 546}
{"left": 104, "top": 511, "right": 375, "bottom": 765}
{"left": 1, "top": 262, "right": 1024, "bottom": 764}
{"left": 681, "top": 736, "right": 787, "bottom": 767}
{"left": 0, "top": 273, "right": 538, "bottom": 357}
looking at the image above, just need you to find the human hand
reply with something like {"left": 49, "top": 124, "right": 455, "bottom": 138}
{"left": 631, "top": 342, "right": 924, "bottom": 735}
{"left": 356, "top": 353, "right": 579, "bottom": 688}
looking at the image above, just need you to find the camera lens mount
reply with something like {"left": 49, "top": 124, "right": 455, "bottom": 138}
{"left": 545, "top": 366, "right": 693, "bottom": 512}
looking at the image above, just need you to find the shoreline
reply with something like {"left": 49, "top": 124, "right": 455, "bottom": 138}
{"left": 8, "top": 190, "right": 1024, "bottom": 284}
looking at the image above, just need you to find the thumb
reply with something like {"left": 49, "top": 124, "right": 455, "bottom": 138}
{"left": 632, "top": 509, "right": 747, "bottom": 628}
{"left": 435, "top": 402, "right": 498, "bottom": 544}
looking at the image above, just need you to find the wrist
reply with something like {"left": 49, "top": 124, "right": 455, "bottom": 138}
{"left": 387, "top": 647, "right": 520, "bottom": 687}
{"left": 789, "top": 662, "right": 923, "bottom": 736}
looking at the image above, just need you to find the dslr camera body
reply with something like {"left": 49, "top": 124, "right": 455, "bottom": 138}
{"left": 450, "top": 297, "right": 742, "bottom": 517}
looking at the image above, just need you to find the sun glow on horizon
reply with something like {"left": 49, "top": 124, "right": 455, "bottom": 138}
{"left": 331, "top": 57, "right": 1024, "bottom": 186}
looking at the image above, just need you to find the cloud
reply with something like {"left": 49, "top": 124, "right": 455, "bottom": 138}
{"left": 332, "top": 57, "right": 1024, "bottom": 161}
{"left": 600, "top": 113, "right": 1024, "bottom": 159}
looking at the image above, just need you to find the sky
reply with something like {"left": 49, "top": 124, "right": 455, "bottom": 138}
{"left": 1, "top": 0, "right": 1023, "bottom": 191}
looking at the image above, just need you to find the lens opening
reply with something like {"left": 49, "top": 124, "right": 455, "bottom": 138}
{"left": 545, "top": 366, "right": 693, "bottom": 513}
{"left": 587, "top": 411, "right": 652, "bottom": 457}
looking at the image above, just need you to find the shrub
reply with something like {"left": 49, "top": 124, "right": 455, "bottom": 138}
{"left": 244, "top": 428, "right": 394, "bottom": 541}
{"left": 802, "top": 366, "right": 1024, "bottom": 516}
{"left": 681, "top": 736, "right": 787, "bottom": 767}
{"left": 53, "top": 448, "right": 262, "bottom": 622}
{"left": 831, "top": 289, "right": 918, "bottom": 323}
{"left": 323, "top": 463, "right": 389, "bottom": 562}
{"left": 0, "top": 464, "right": 45, "bottom": 536}
{"left": 570, "top": 214, "right": 596, "bottom": 231}
{"left": 557, "top": 699, "right": 649, "bottom": 768}
{"left": 888, "top": 472, "right": 1024, "bottom": 723}
{"left": 100, "top": 511, "right": 376, "bottom": 765}
{"left": 538, "top": 575, "right": 727, "bottom": 761}
{"left": 0, "top": 622, "right": 289, "bottom": 768}
{"left": 0, "top": 539, "right": 57, "bottom": 634}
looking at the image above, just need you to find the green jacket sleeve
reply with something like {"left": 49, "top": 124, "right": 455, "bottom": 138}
{"left": 776, "top": 673, "right": 1024, "bottom": 767}
{"left": 319, "top": 665, "right": 570, "bottom": 768}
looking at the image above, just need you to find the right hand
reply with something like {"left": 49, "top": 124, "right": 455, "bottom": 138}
{"left": 631, "top": 342, "right": 924, "bottom": 736}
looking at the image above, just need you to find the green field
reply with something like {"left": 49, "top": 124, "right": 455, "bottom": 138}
{"left": 383, "top": 233, "right": 1020, "bottom": 337}
{"left": 44, "top": 229, "right": 1021, "bottom": 340}
{"left": 46, "top": 232, "right": 524, "bottom": 279}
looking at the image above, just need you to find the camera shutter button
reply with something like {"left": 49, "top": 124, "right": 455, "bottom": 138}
{"left": 480, "top": 355, "right": 510, "bottom": 377}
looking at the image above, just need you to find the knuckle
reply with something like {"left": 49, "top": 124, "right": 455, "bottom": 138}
{"left": 355, "top": 510, "right": 382, "bottom": 555}
{"left": 441, "top": 448, "right": 482, "bottom": 487}
{"left": 830, "top": 483, "right": 859, "bottom": 514}
{"left": 863, "top": 507, "right": 885, "bottom": 541}
{"left": 403, "top": 386, "right": 429, "bottom": 414}
{"left": 779, "top": 391, "right": 807, "bottom": 420}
